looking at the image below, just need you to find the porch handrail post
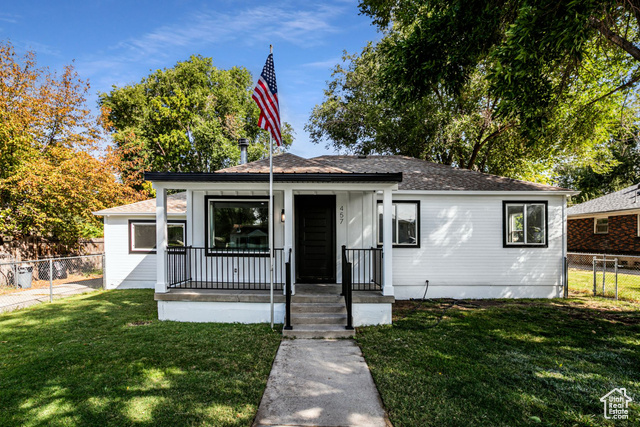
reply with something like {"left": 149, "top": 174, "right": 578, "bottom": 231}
{"left": 284, "top": 248, "right": 292, "bottom": 330}
{"left": 346, "top": 261, "right": 353, "bottom": 330}
{"left": 155, "top": 186, "right": 168, "bottom": 293}
{"left": 341, "top": 245, "right": 346, "bottom": 296}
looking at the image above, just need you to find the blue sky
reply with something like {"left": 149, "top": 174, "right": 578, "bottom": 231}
{"left": 1, "top": 0, "right": 380, "bottom": 158}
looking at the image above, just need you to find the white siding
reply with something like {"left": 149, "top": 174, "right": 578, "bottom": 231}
{"left": 104, "top": 215, "right": 185, "bottom": 289}
{"left": 105, "top": 189, "right": 566, "bottom": 300}
{"left": 388, "top": 194, "right": 565, "bottom": 299}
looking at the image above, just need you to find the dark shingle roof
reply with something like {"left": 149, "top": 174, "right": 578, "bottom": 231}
{"left": 311, "top": 155, "right": 569, "bottom": 192}
{"left": 217, "top": 153, "right": 349, "bottom": 174}
{"left": 98, "top": 155, "right": 572, "bottom": 216}
{"left": 93, "top": 192, "right": 187, "bottom": 215}
{"left": 567, "top": 184, "right": 640, "bottom": 216}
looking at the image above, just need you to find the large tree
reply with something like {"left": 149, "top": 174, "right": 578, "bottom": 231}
{"left": 307, "top": 42, "right": 634, "bottom": 181}
{"left": 0, "top": 42, "right": 143, "bottom": 245}
{"left": 308, "top": 1, "right": 640, "bottom": 183}
{"left": 99, "top": 55, "right": 293, "bottom": 189}
{"left": 555, "top": 133, "right": 640, "bottom": 204}
{"left": 359, "top": 0, "right": 640, "bottom": 121}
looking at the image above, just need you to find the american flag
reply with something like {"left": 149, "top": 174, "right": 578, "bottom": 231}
{"left": 252, "top": 53, "right": 282, "bottom": 146}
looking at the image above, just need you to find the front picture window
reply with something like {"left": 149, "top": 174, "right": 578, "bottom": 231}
{"left": 504, "top": 202, "right": 546, "bottom": 246}
{"left": 207, "top": 199, "right": 269, "bottom": 252}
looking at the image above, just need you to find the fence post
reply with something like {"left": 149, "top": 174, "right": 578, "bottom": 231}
{"left": 49, "top": 258, "right": 53, "bottom": 303}
{"left": 602, "top": 254, "right": 606, "bottom": 296}
{"left": 592, "top": 256, "right": 596, "bottom": 296}
{"left": 614, "top": 258, "right": 618, "bottom": 300}
{"left": 102, "top": 254, "right": 106, "bottom": 289}
{"left": 563, "top": 256, "right": 568, "bottom": 298}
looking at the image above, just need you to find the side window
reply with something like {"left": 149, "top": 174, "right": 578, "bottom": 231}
{"left": 377, "top": 201, "right": 420, "bottom": 247}
{"left": 503, "top": 202, "right": 547, "bottom": 247}
{"left": 129, "top": 221, "right": 186, "bottom": 253}
{"left": 594, "top": 218, "right": 609, "bottom": 234}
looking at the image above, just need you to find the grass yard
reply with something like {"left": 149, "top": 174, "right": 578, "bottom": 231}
{"left": 569, "top": 267, "right": 640, "bottom": 302}
{"left": 0, "top": 289, "right": 281, "bottom": 426}
{"left": 357, "top": 297, "right": 640, "bottom": 426}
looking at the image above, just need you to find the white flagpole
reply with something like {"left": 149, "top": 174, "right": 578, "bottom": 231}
{"left": 269, "top": 132, "right": 274, "bottom": 329}
{"left": 269, "top": 42, "right": 275, "bottom": 329}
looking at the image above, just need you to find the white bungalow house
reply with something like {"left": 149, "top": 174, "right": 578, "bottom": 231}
{"left": 94, "top": 152, "right": 577, "bottom": 335}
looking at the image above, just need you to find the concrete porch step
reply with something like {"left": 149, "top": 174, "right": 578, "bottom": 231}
{"left": 290, "top": 313, "right": 347, "bottom": 325}
{"left": 290, "top": 302, "right": 346, "bottom": 314}
{"left": 291, "top": 294, "right": 343, "bottom": 304}
{"left": 282, "top": 324, "right": 355, "bottom": 339}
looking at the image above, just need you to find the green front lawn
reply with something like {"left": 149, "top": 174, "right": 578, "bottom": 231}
{"left": 570, "top": 268, "right": 640, "bottom": 302}
{"left": 358, "top": 298, "right": 640, "bottom": 426}
{"left": 0, "top": 290, "right": 281, "bottom": 426}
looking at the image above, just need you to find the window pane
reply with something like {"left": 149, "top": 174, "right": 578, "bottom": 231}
{"left": 396, "top": 203, "right": 417, "bottom": 244}
{"left": 168, "top": 224, "right": 185, "bottom": 247}
{"left": 133, "top": 224, "right": 156, "bottom": 250}
{"left": 392, "top": 204, "right": 397, "bottom": 244}
{"left": 595, "top": 218, "right": 608, "bottom": 234}
{"left": 377, "top": 204, "right": 383, "bottom": 244}
{"left": 526, "top": 204, "right": 545, "bottom": 244}
{"left": 506, "top": 205, "right": 524, "bottom": 243}
{"left": 378, "top": 204, "right": 398, "bottom": 244}
{"left": 209, "top": 201, "right": 268, "bottom": 250}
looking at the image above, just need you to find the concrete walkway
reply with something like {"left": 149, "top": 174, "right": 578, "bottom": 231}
{"left": 254, "top": 339, "right": 390, "bottom": 427}
{"left": 0, "top": 278, "right": 101, "bottom": 313}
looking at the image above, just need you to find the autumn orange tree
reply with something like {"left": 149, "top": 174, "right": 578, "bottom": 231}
{"left": 0, "top": 42, "right": 143, "bottom": 245}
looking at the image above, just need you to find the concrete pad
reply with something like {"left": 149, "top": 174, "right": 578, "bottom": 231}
{"left": 0, "top": 280, "right": 101, "bottom": 313}
{"left": 254, "top": 339, "right": 390, "bottom": 426}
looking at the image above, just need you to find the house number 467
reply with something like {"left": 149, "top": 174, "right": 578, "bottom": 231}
{"left": 339, "top": 206, "right": 344, "bottom": 224}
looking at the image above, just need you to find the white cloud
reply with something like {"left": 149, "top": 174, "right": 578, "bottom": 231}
{"left": 115, "top": 4, "right": 345, "bottom": 59}
{"left": 0, "top": 13, "right": 19, "bottom": 24}
{"left": 301, "top": 57, "right": 341, "bottom": 69}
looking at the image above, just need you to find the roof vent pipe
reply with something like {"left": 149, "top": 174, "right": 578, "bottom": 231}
{"left": 238, "top": 138, "right": 249, "bottom": 165}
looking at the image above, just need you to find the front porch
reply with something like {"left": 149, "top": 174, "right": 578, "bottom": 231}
{"left": 156, "top": 245, "right": 393, "bottom": 328}
{"left": 146, "top": 155, "right": 402, "bottom": 327}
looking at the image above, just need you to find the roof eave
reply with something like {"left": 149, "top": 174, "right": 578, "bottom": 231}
{"left": 144, "top": 172, "right": 403, "bottom": 183}
{"left": 394, "top": 189, "right": 579, "bottom": 196}
{"left": 567, "top": 206, "right": 640, "bottom": 218}
{"left": 92, "top": 211, "right": 186, "bottom": 217}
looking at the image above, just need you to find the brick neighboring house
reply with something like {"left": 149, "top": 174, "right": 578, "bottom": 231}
{"left": 567, "top": 184, "right": 640, "bottom": 255}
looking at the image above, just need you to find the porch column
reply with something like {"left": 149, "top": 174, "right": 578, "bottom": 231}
{"left": 155, "top": 186, "right": 168, "bottom": 293}
{"left": 382, "top": 187, "right": 394, "bottom": 296}
{"left": 186, "top": 189, "right": 193, "bottom": 246}
{"left": 284, "top": 187, "right": 294, "bottom": 294}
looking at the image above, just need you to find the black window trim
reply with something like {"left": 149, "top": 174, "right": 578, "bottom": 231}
{"left": 204, "top": 195, "right": 273, "bottom": 257}
{"left": 502, "top": 201, "right": 548, "bottom": 248}
{"left": 376, "top": 200, "right": 421, "bottom": 248}
{"left": 128, "top": 219, "right": 187, "bottom": 254}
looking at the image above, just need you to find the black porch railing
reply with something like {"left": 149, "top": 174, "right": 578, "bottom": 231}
{"left": 343, "top": 247, "right": 383, "bottom": 291}
{"left": 342, "top": 245, "right": 354, "bottom": 330}
{"left": 285, "top": 248, "right": 292, "bottom": 330}
{"left": 167, "top": 246, "right": 285, "bottom": 290}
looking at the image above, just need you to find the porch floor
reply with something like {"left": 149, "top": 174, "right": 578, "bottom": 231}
{"left": 155, "top": 283, "right": 394, "bottom": 304}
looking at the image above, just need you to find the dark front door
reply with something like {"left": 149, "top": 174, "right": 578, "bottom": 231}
{"left": 295, "top": 195, "right": 336, "bottom": 283}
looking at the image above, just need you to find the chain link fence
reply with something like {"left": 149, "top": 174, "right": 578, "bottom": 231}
{"left": 0, "top": 254, "right": 104, "bottom": 313}
{"left": 567, "top": 252, "right": 640, "bottom": 301}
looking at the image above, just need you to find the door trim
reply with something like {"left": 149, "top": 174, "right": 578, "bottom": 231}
{"left": 295, "top": 195, "right": 336, "bottom": 283}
